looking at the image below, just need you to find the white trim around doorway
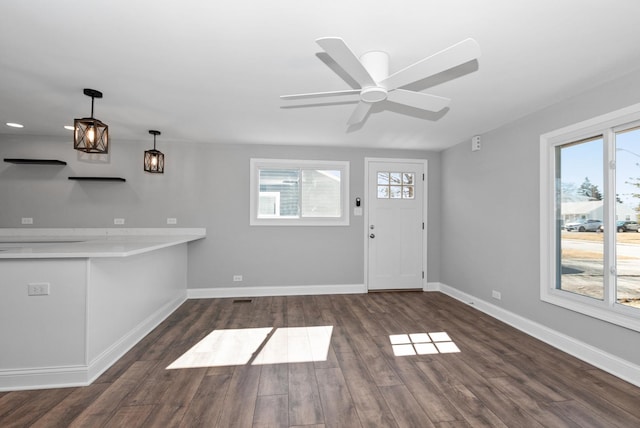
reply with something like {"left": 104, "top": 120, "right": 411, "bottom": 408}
{"left": 363, "top": 157, "right": 429, "bottom": 292}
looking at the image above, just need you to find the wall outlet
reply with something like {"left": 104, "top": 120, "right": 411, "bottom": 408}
{"left": 21, "top": 217, "right": 33, "bottom": 225}
{"left": 233, "top": 275, "right": 243, "bottom": 282}
{"left": 492, "top": 290, "right": 501, "bottom": 300}
{"left": 114, "top": 218, "right": 125, "bottom": 225}
{"left": 167, "top": 217, "right": 177, "bottom": 225}
{"left": 28, "top": 282, "right": 50, "bottom": 296}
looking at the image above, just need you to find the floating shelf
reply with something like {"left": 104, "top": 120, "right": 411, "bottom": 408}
{"left": 4, "top": 158, "right": 67, "bottom": 165}
{"left": 68, "top": 176, "right": 126, "bottom": 182}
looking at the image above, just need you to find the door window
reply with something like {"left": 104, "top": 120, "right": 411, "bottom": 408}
{"left": 377, "top": 172, "right": 415, "bottom": 199}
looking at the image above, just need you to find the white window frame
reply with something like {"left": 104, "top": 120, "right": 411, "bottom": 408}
{"left": 540, "top": 102, "right": 640, "bottom": 332}
{"left": 250, "top": 158, "right": 350, "bottom": 226}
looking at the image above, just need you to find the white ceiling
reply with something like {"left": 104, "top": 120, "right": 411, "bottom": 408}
{"left": 2, "top": 0, "right": 640, "bottom": 151}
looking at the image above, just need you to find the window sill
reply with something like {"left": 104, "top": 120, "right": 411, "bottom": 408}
{"left": 542, "top": 288, "right": 640, "bottom": 333}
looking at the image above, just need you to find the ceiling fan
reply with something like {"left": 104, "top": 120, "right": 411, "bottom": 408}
{"left": 281, "top": 37, "right": 481, "bottom": 125}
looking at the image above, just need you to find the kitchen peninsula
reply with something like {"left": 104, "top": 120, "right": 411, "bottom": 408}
{"left": 0, "top": 228, "right": 205, "bottom": 391}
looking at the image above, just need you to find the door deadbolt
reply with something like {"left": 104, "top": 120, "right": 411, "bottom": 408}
{"left": 370, "top": 233, "right": 375, "bottom": 238}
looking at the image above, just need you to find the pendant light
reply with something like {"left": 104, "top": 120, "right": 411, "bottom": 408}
{"left": 74, "top": 88, "right": 109, "bottom": 153}
{"left": 144, "top": 130, "right": 164, "bottom": 173}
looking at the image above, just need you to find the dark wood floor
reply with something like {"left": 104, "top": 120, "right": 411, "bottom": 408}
{"left": 1, "top": 292, "right": 640, "bottom": 427}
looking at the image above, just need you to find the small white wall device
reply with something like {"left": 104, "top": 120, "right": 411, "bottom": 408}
{"left": 472, "top": 135, "right": 481, "bottom": 151}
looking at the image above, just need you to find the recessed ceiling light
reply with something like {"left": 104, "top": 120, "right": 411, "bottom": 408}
{"left": 64, "top": 125, "right": 74, "bottom": 130}
{"left": 6, "top": 122, "right": 24, "bottom": 128}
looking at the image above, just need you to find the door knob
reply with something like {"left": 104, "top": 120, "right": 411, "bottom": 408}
{"left": 370, "top": 233, "right": 375, "bottom": 239}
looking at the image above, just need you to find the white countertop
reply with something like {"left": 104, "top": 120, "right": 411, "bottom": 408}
{"left": 0, "top": 228, "right": 206, "bottom": 259}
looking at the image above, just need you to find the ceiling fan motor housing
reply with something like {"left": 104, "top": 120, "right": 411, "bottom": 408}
{"left": 359, "top": 50, "right": 389, "bottom": 103}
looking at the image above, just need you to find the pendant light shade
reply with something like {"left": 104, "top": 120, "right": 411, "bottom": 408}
{"left": 74, "top": 89, "right": 109, "bottom": 153}
{"left": 144, "top": 130, "right": 164, "bottom": 173}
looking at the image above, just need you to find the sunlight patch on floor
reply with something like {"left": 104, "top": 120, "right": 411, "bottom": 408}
{"left": 253, "top": 326, "right": 333, "bottom": 365}
{"left": 166, "top": 326, "right": 333, "bottom": 369}
{"left": 389, "top": 331, "right": 460, "bottom": 356}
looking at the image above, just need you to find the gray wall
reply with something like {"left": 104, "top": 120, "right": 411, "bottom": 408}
{"left": 0, "top": 137, "right": 441, "bottom": 288}
{"left": 440, "top": 68, "right": 640, "bottom": 366}
{"left": 3, "top": 69, "right": 639, "bottom": 367}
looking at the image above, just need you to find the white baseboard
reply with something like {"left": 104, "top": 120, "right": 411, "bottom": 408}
{"left": 431, "top": 282, "right": 640, "bottom": 388}
{"left": 424, "top": 282, "right": 440, "bottom": 292}
{"left": 0, "top": 292, "right": 186, "bottom": 392}
{"left": 0, "top": 365, "right": 90, "bottom": 392}
{"left": 188, "top": 283, "right": 366, "bottom": 299}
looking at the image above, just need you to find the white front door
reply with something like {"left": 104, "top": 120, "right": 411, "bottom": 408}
{"left": 366, "top": 159, "right": 425, "bottom": 291}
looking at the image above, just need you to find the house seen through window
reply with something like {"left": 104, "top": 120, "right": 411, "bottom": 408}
{"left": 541, "top": 105, "right": 640, "bottom": 332}
{"left": 250, "top": 159, "right": 349, "bottom": 226}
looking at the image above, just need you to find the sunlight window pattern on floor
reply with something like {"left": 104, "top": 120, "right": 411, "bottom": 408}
{"left": 166, "top": 326, "right": 333, "bottom": 369}
{"left": 389, "top": 331, "right": 460, "bottom": 356}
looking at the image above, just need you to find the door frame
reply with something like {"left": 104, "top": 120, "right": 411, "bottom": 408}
{"left": 364, "top": 157, "right": 429, "bottom": 292}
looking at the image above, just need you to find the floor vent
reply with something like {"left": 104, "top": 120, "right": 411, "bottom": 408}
{"left": 232, "top": 299, "right": 253, "bottom": 304}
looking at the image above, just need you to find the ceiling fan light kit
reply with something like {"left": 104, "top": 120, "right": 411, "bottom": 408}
{"left": 281, "top": 37, "right": 481, "bottom": 126}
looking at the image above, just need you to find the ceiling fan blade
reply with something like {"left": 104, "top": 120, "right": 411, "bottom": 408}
{"left": 347, "top": 101, "right": 372, "bottom": 126}
{"left": 380, "top": 38, "right": 481, "bottom": 90}
{"left": 316, "top": 37, "right": 376, "bottom": 88}
{"left": 386, "top": 89, "right": 450, "bottom": 111}
{"left": 280, "top": 89, "right": 360, "bottom": 100}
